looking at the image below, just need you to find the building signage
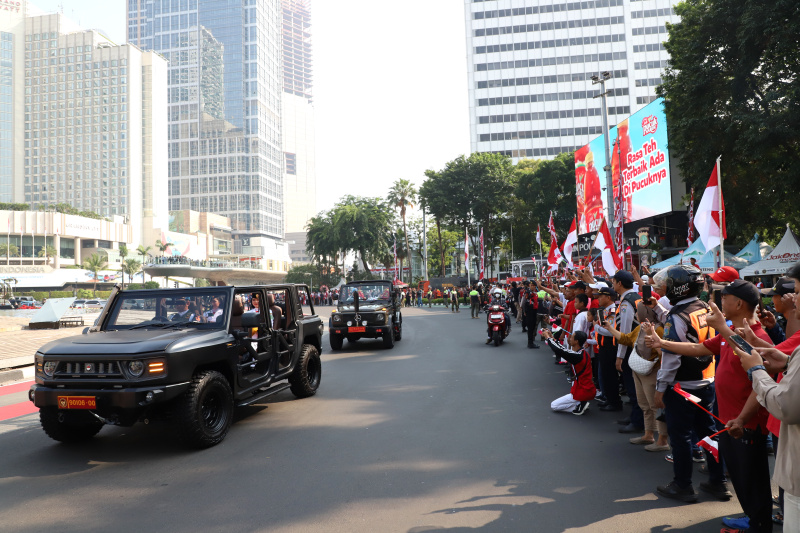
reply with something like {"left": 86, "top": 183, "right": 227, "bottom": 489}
{"left": 1, "top": 0, "right": 21, "bottom": 12}
{"left": 0, "top": 265, "right": 52, "bottom": 274}
{"left": 64, "top": 216, "right": 102, "bottom": 237}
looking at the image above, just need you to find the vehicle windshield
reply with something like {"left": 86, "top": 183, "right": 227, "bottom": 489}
{"left": 340, "top": 283, "right": 392, "bottom": 303}
{"left": 107, "top": 290, "right": 229, "bottom": 330}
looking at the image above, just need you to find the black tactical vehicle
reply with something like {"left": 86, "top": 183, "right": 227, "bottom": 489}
{"left": 329, "top": 280, "right": 402, "bottom": 350}
{"left": 29, "top": 284, "right": 323, "bottom": 448}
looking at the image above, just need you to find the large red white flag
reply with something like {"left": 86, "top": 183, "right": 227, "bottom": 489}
{"left": 479, "top": 228, "right": 485, "bottom": 280}
{"left": 536, "top": 224, "right": 541, "bottom": 246}
{"left": 694, "top": 160, "right": 727, "bottom": 252}
{"left": 547, "top": 235, "right": 561, "bottom": 273}
{"left": 464, "top": 227, "right": 469, "bottom": 274}
{"left": 562, "top": 217, "right": 577, "bottom": 269}
{"left": 591, "top": 218, "right": 622, "bottom": 275}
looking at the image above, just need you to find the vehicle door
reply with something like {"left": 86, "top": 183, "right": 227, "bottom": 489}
{"left": 264, "top": 286, "right": 300, "bottom": 372}
{"left": 231, "top": 289, "right": 272, "bottom": 389}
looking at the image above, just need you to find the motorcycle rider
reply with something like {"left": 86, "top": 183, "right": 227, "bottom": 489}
{"left": 485, "top": 293, "right": 511, "bottom": 344}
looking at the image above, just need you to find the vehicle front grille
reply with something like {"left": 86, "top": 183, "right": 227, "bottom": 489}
{"left": 55, "top": 361, "right": 124, "bottom": 378}
{"left": 339, "top": 313, "right": 386, "bottom": 326}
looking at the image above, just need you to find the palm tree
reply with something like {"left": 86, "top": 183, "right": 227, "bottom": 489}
{"left": 387, "top": 179, "right": 417, "bottom": 283}
{"left": 155, "top": 239, "right": 173, "bottom": 257}
{"left": 82, "top": 253, "right": 108, "bottom": 296}
{"left": 137, "top": 244, "right": 152, "bottom": 282}
{"left": 118, "top": 244, "right": 129, "bottom": 285}
{"left": 1, "top": 243, "right": 20, "bottom": 260}
{"left": 37, "top": 245, "right": 58, "bottom": 265}
{"left": 121, "top": 259, "right": 141, "bottom": 289}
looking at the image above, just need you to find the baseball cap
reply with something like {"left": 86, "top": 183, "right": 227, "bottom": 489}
{"left": 612, "top": 270, "right": 634, "bottom": 285}
{"left": 721, "top": 279, "right": 762, "bottom": 308}
{"left": 709, "top": 266, "right": 739, "bottom": 283}
{"left": 765, "top": 277, "right": 796, "bottom": 297}
{"left": 597, "top": 286, "right": 617, "bottom": 298}
{"left": 572, "top": 281, "right": 587, "bottom": 290}
{"left": 564, "top": 281, "right": 576, "bottom": 288}
{"left": 589, "top": 281, "right": 609, "bottom": 290}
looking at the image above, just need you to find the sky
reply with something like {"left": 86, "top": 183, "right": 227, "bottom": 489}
{"left": 33, "top": 0, "right": 470, "bottom": 215}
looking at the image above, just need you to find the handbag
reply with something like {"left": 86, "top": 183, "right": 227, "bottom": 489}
{"left": 629, "top": 347, "right": 658, "bottom": 376}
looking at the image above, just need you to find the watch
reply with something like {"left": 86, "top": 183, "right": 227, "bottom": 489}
{"left": 747, "top": 365, "right": 766, "bottom": 382}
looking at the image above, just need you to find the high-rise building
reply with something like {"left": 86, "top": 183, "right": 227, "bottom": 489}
{"left": 128, "top": 0, "right": 286, "bottom": 253}
{"left": 464, "top": 0, "right": 679, "bottom": 161}
{"left": 6, "top": 8, "right": 168, "bottom": 246}
{"left": 281, "top": 0, "right": 316, "bottom": 235}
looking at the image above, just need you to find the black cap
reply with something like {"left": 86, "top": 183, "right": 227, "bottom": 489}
{"left": 721, "top": 279, "right": 762, "bottom": 308}
{"left": 597, "top": 286, "right": 617, "bottom": 298}
{"left": 573, "top": 281, "right": 587, "bottom": 290}
{"left": 765, "top": 277, "right": 795, "bottom": 297}
{"left": 612, "top": 270, "right": 634, "bottom": 285}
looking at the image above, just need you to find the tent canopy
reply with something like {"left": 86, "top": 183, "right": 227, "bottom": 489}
{"left": 29, "top": 297, "right": 76, "bottom": 325}
{"left": 735, "top": 235, "right": 774, "bottom": 264}
{"left": 740, "top": 226, "right": 800, "bottom": 277}
{"left": 693, "top": 248, "right": 750, "bottom": 273}
{"left": 649, "top": 239, "right": 706, "bottom": 270}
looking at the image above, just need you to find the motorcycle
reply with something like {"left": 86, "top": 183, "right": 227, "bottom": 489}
{"left": 487, "top": 303, "right": 511, "bottom": 346}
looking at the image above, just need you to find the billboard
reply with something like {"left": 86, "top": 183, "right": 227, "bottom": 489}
{"left": 575, "top": 98, "right": 672, "bottom": 234}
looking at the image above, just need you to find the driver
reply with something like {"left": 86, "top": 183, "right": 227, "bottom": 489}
{"left": 170, "top": 299, "right": 194, "bottom": 321}
{"left": 485, "top": 301, "right": 511, "bottom": 344}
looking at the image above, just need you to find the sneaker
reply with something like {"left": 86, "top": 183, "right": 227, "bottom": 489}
{"left": 693, "top": 449, "right": 706, "bottom": 463}
{"left": 665, "top": 453, "right": 673, "bottom": 463}
{"left": 656, "top": 481, "right": 698, "bottom": 503}
{"left": 721, "top": 516, "right": 749, "bottom": 529}
{"left": 699, "top": 481, "right": 732, "bottom": 501}
{"left": 531, "top": 343, "right": 540, "bottom": 349}
{"left": 572, "top": 401, "right": 589, "bottom": 416}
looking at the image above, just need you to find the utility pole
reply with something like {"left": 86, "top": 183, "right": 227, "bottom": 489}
{"left": 422, "top": 206, "right": 428, "bottom": 281}
{"left": 592, "top": 72, "right": 614, "bottom": 233}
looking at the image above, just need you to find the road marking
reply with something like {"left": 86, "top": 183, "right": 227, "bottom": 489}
{"left": 0, "top": 401, "right": 38, "bottom": 422}
{"left": 0, "top": 381, "right": 33, "bottom": 397}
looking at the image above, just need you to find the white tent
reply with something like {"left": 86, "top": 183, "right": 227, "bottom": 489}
{"left": 649, "top": 239, "right": 706, "bottom": 270}
{"left": 739, "top": 226, "right": 800, "bottom": 277}
{"left": 735, "top": 235, "right": 773, "bottom": 264}
{"left": 694, "top": 247, "right": 750, "bottom": 273}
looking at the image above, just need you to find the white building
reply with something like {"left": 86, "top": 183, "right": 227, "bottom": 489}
{"left": 464, "top": 0, "right": 679, "bottom": 161}
{"left": 8, "top": 9, "right": 169, "bottom": 247}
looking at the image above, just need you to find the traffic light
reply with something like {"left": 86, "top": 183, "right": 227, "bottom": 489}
{"left": 174, "top": 281, "right": 178, "bottom": 288}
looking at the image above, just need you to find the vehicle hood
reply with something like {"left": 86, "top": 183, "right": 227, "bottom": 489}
{"left": 38, "top": 329, "right": 230, "bottom": 356}
{"left": 336, "top": 304, "right": 390, "bottom": 312}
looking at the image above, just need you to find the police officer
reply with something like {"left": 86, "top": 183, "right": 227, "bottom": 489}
{"left": 522, "top": 281, "right": 540, "bottom": 349}
{"left": 645, "top": 264, "right": 728, "bottom": 504}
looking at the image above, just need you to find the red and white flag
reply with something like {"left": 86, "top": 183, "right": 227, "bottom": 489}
{"left": 547, "top": 211, "right": 557, "bottom": 242}
{"left": 697, "top": 436, "right": 720, "bottom": 463}
{"left": 686, "top": 187, "right": 694, "bottom": 246}
{"left": 672, "top": 383, "right": 702, "bottom": 404}
{"left": 561, "top": 217, "right": 577, "bottom": 269}
{"left": 536, "top": 224, "right": 541, "bottom": 246}
{"left": 479, "top": 228, "right": 485, "bottom": 280}
{"left": 694, "top": 159, "right": 727, "bottom": 252}
{"left": 591, "top": 218, "right": 622, "bottom": 275}
{"left": 547, "top": 235, "right": 561, "bottom": 273}
{"left": 614, "top": 176, "right": 624, "bottom": 253}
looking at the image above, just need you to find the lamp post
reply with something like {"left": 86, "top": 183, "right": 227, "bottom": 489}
{"left": 304, "top": 272, "right": 313, "bottom": 292}
{"left": 592, "top": 71, "right": 614, "bottom": 228}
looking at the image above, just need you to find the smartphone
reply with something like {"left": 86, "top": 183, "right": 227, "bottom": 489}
{"left": 729, "top": 334, "right": 754, "bottom": 355}
{"left": 642, "top": 285, "right": 652, "bottom": 301}
{"left": 713, "top": 289, "right": 722, "bottom": 309}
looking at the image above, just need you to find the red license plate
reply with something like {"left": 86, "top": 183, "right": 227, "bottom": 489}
{"left": 348, "top": 327, "right": 366, "bottom": 333}
{"left": 57, "top": 396, "right": 96, "bottom": 410}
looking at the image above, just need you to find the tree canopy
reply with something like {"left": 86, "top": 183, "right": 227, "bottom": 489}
{"left": 658, "top": 0, "right": 800, "bottom": 241}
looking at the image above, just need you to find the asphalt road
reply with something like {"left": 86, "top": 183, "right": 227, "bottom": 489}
{"left": 0, "top": 306, "right": 757, "bottom": 532}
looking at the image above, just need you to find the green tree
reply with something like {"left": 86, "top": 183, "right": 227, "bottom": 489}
{"left": 306, "top": 210, "right": 342, "bottom": 275}
{"left": 82, "top": 253, "right": 108, "bottom": 296}
{"left": 37, "top": 245, "right": 58, "bottom": 263}
{"left": 155, "top": 239, "right": 173, "bottom": 257}
{"left": 657, "top": 0, "right": 800, "bottom": 241}
{"left": 512, "top": 153, "right": 576, "bottom": 260}
{"left": 387, "top": 179, "right": 417, "bottom": 283}
{"left": 118, "top": 244, "right": 129, "bottom": 285}
{"left": 426, "top": 228, "right": 459, "bottom": 278}
{"left": 121, "top": 259, "right": 141, "bottom": 289}
{"left": 285, "top": 263, "right": 340, "bottom": 288}
{"left": 0, "top": 242, "right": 19, "bottom": 259}
{"left": 137, "top": 244, "right": 152, "bottom": 283}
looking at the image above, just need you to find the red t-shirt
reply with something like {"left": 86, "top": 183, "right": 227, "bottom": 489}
{"left": 563, "top": 299, "right": 577, "bottom": 331}
{"left": 587, "top": 298, "right": 598, "bottom": 309}
{"left": 703, "top": 324, "right": 771, "bottom": 433}
{"left": 765, "top": 330, "right": 800, "bottom": 435}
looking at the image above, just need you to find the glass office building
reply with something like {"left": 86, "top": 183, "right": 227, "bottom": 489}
{"left": 128, "top": 0, "right": 285, "bottom": 243}
{"left": 464, "top": 0, "right": 679, "bottom": 161}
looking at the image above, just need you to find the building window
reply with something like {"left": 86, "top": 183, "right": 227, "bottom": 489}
{"left": 285, "top": 152, "right": 296, "bottom": 175}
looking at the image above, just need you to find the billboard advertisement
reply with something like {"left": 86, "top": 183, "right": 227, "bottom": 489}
{"left": 575, "top": 98, "right": 672, "bottom": 234}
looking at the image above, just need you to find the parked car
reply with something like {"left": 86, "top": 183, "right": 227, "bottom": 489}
{"left": 70, "top": 300, "right": 87, "bottom": 309}
{"left": 85, "top": 300, "right": 106, "bottom": 310}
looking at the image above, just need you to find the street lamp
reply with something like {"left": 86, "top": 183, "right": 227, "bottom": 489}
{"left": 304, "top": 272, "right": 313, "bottom": 292}
{"left": 592, "top": 71, "right": 614, "bottom": 227}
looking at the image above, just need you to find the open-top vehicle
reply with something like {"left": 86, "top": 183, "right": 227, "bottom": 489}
{"left": 328, "top": 280, "right": 402, "bottom": 350}
{"left": 29, "top": 283, "right": 323, "bottom": 448}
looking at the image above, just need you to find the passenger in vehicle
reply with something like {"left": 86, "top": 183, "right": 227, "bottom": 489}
{"left": 267, "top": 294, "right": 283, "bottom": 330}
{"left": 204, "top": 297, "right": 224, "bottom": 323}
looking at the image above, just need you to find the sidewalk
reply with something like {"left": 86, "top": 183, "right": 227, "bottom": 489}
{"left": 0, "top": 313, "right": 100, "bottom": 385}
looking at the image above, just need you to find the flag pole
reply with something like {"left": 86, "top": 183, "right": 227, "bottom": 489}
{"left": 717, "top": 155, "right": 724, "bottom": 267}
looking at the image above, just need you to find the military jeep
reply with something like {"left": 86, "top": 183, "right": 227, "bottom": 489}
{"left": 29, "top": 283, "right": 324, "bottom": 448}
{"left": 329, "top": 280, "right": 402, "bottom": 350}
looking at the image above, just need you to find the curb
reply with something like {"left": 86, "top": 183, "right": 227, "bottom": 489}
{"left": 0, "top": 365, "right": 34, "bottom": 386}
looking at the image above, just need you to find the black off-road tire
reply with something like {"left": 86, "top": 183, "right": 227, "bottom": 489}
{"left": 330, "top": 333, "right": 343, "bottom": 350}
{"left": 289, "top": 344, "right": 321, "bottom": 398}
{"left": 175, "top": 370, "right": 233, "bottom": 449}
{"left": 39, "top": 407, "right": 104, "bottom": 443}
{"left": 382, "top": 329, "right": 395, "bottom": 349}
{"left": 393, "top": 316, "right": 403, "bottom": 341}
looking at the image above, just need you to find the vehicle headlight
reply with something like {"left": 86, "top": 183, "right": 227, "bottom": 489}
{"left": 332, "top": 314, "right": 341, "bottom": 322}
{"left": 362, "top": 320, "right": 368, "bottom": 326}
{"left": 346, "top": 321, "right": 352, "bottom": 327}
{"left": 128, "top": 360, "right": 144, "bottom": 377}
{"left": 43, "top": 361, "right": 58, "bottom": 377}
